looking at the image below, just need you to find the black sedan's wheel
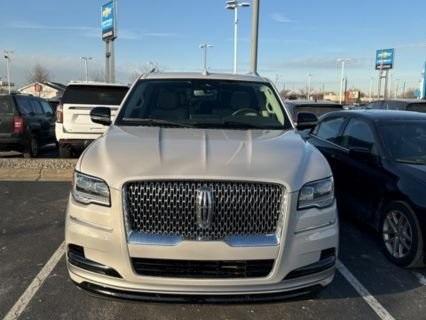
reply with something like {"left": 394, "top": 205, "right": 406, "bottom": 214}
{"left": 380, "top": 202, "right": 424, "bottom": 268}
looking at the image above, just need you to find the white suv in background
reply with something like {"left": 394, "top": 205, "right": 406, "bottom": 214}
{"left": 55, "top": 82, "right": 129, "bottom": 157}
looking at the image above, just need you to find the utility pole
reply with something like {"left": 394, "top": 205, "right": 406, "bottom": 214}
{"left": 199, "top": 43, "right": 214, "bottom": 74}
{"left": 337, "top": 58, "right": 351, "bottom": 104}
{"left": 307, "top": 73, "right": 312, "bottom": 100}
{"left": 226, "top": 1, "right": 250, "bottom": 74}
{"left": 4, "top": 50, "right": 13, "bottom": 94}
{"left": 250, "top": 0, "right": 260, "bottom": 75}
{"left": 369, "top": 77, "right": 374, "bottom": 101}
{"left": 80, "top": 57, "right": 93, "bottom": 82}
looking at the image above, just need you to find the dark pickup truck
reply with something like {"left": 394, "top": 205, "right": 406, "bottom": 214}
{"left": 0, "top": 94, "right": 56, "bottom": 157}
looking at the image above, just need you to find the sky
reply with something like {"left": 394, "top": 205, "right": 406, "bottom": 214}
{"left": 1, "top": 0, "right": 426, "bottom": 93}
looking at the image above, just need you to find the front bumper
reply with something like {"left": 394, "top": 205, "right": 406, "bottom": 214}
{"left": 65, "top": 188, "right": 338, "bottom": 297}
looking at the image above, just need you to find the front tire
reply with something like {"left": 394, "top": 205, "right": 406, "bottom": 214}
{"left": 380, "top": 201, "right": 424, "bottom": 268}
{"left": 59, "top": 143, "right": 72, "bottom": 158}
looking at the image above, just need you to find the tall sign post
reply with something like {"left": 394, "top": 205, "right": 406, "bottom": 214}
{"left": 102, "top": 1, "right": 117, "bottom": 83}
{"left": 375, "top": 48, "right": 394, "bottom": 100}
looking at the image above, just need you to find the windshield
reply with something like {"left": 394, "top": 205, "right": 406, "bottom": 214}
{"left": 62, "top": 85, "right": 129, "bottom": 105}
{"left": 116, "top": 79, "right": 291, "bottom": 130}
{"left": 380, "top": 121, "right": 426, "bottom": 165}
{"left": 407, "top": 103, "right": 426, "bottom": 113}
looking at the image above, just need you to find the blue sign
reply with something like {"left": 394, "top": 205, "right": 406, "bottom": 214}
{"left": 375, "top": 48, "right": 395, "bottom": 70}
{"left": 102, "top": 1, "right": 116, "bottom": 40}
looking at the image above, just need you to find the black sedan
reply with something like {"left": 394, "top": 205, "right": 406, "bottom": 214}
{"left": 307, "top": 110, "right": 426, "bottom": 267}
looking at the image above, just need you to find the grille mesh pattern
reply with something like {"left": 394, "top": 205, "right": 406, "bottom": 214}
{"left": 125, "top": 181, "right": 284, "bottom": 241}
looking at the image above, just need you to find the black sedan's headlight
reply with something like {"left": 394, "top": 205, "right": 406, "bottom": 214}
{"left": 298, "top": 177, "right": 334, "bottom": 210}
{"left": 72, "top": 171, "right": 110, "bottom": 207}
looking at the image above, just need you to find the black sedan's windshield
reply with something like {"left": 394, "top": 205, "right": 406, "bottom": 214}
{"left": 116, "top": 79, "right": 291, "bottom": 130}
{"left": 380, "top": 121, "right": 426, "bottom": 165}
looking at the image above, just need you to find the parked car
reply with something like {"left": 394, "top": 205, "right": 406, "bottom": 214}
{"left": 365, "top": 99, "right": 426, "bottom": 113}
{"left": 308, "top": 110, "right": 426, "bottom": 267}
{"left": 65, "top": 72, "right": 338, "bottom": 300}
{"left": 0, "top": 93, "right": 56, "bottom": 157}
{"left": 55, "top": 82, "right": 129, "bottom": 157}
{"left": 284, "top": 100, "right": 343, "bottom": 124}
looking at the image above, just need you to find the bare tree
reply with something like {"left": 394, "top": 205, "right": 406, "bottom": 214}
{"left": 28, "top": 64, "right": 50, "bottom": 83}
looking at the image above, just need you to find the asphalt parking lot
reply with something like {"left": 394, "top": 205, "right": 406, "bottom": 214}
{"left": 1, "top": 181, "right": 425, "bottom": 320}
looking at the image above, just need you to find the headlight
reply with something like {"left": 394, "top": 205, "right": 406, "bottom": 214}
{"left": 72, "top": 171, "right": 110, "bottom": 206}
{"left": 298, "top": 177, "right": 334, "bottom": 210}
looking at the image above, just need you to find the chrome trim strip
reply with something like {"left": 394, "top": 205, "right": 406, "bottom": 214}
{"left": 127, "top": 232, "right": 279, "bottom": 247}
{"left": 128, "top": 232, "right": 183, "bottom": 246}
{"left": 224, "top": 234, "right": 279, "bottom": 247}
{"left": 294, "top": 220, "right": 336, "bottom": 235}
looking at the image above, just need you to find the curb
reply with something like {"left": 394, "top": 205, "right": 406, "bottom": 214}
{"left": 0, "top": 159, "right": 76, "bottom": 181}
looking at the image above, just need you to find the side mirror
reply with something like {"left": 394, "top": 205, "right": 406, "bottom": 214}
{"left": 296, "top": 112, "right": 318, "bottom": 131}
{"left": 90, "top": 107, "right": 111, "bottom": 126}
{"left": 348, "top": 147, "right": 378, "bottom": 164}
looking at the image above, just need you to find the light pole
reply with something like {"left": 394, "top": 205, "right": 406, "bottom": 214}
{"left": 80, "top": 57, "right": 93, "bottom": 82}
{"left": 307, "top": 73, "right": 312, "bottom": 100}
{"left": 337, "top": 58, "right": 351, "bottom": 104}
{"left": 250, "top": 0, "right": 260, "bottom": 75}
{"left": 4, "top": 51, "right": 13, "bottom": 94}
{"left": 369, "top": 77, "right": 374, "bottom": 101}
{"left": 199, "top": 44, "right": 214, "bottom": 74}
{"left": 226, "top": 0, "right": 250, "bottom": 74}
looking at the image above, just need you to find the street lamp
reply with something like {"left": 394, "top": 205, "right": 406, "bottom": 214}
{"left": 199, "top": 43, "right": 214, "bottom": 74}
{"left": 4, "top": 50, "right": 14, "bottom": 94}
{"left": 226, "top": 0, "right": 250, "bottom": 74}
{"left": 80, "top": 57, "right": 93, "bottom": 82}
{"left": 337, "top": 58, "right": 351, "bottom": 104}
{"left": 307, "top": 73, "right": 313, "bottom": 100}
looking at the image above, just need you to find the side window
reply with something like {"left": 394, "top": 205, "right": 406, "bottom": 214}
{"left": 15, "top": 97, "right": 34, "bottom": 115}
{"left": 40, "top": 101, "right": 53, "bottom": 114}
{"left": 314, "top": 117, "right": 346, "bottom": 144}
{"left": 30, "top": 100, "right": 43, "bottom": 114}
{"left": 341, "top": 119, "right": 377, "bottom": 154}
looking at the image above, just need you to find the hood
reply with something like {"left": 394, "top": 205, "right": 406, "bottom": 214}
{"left": 78, "top": 126, "right": 331, "bottom": 192}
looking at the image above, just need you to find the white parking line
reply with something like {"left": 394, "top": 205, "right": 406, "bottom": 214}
{"left": 412, "top": 272, "right": 426, "bottom": 286}
{"left": 337, "top": 260, "right": 395, "bottom": 320}
{"left": 3, "top": 242, "right": 65, "bottom": 320}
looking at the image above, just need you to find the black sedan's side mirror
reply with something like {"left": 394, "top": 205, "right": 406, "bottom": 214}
{"left": 90, "top": 107, "right": 111, "bottom": 126}
{"left": 296, "top": 112, "right": 318, "bottom": 131}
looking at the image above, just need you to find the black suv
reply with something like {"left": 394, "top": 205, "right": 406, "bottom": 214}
{"left": 0, "top": 94, "right": 56, "bottom": 157}
{"left": 366, "top": 99, "right": 426, "bottom": 113}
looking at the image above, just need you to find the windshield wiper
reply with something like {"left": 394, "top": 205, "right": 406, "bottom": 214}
{"left": 120, "top": 118, "right": 194, "bottom": 128}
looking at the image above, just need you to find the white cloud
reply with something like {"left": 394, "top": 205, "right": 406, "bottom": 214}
{"left": 271, "top": 13, "right": 293, "bottom": 23}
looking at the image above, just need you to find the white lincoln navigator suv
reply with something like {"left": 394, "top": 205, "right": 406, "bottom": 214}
{"left": 66, "top": 72, "right": 338, "bottom": 300}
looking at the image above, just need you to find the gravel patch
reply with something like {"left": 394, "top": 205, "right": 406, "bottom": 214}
{"left": 0, "top": 159, "right": 77, "bottom": 170}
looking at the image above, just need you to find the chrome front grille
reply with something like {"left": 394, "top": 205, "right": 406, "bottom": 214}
{"left": 125, "top": 180, "right": 284, "bottom": 241}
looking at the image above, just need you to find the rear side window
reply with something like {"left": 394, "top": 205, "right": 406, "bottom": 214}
{"left": 15, "top": 96, "right": 34, "bottom": 115}
{"left": 314, "top": 117, "right": 345, "bottom": 143}
{"left": 0, "top": 96, "right": 13, "bottom": 113}
{"left": 62, "top": 85, "right": 128, "bottom": 105}
{"left": 30, "top": 100, "right": 43, "bottom": 114}
{"left": 40, "top": 101, "right": 53, "bottom": 114}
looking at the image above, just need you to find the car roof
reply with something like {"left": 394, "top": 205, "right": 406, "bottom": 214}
{"left": 284, "top": 100, "right": 343, "bottom": 106}
{"left": 323, "top": 109, "right": 426, "bottom": 121}
{"left": 140, "top": 72, "right": 270, "bottom": 83}
{"left": 67, "top": 81, "right": 129, "bottom": 87}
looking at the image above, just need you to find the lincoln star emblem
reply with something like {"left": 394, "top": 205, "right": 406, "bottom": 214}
{"left": 195, "top": 187, "right": 215, "bottom": 229}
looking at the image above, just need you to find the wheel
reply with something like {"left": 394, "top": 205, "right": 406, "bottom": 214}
{"left": 23, "top": 135, "right": 39, "bottom": 158}
{"left": 380, "top": 201, "right": 424, "bottom": 268}
{"left": 59, "top": 143, "right": 72, "bottom": 158}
